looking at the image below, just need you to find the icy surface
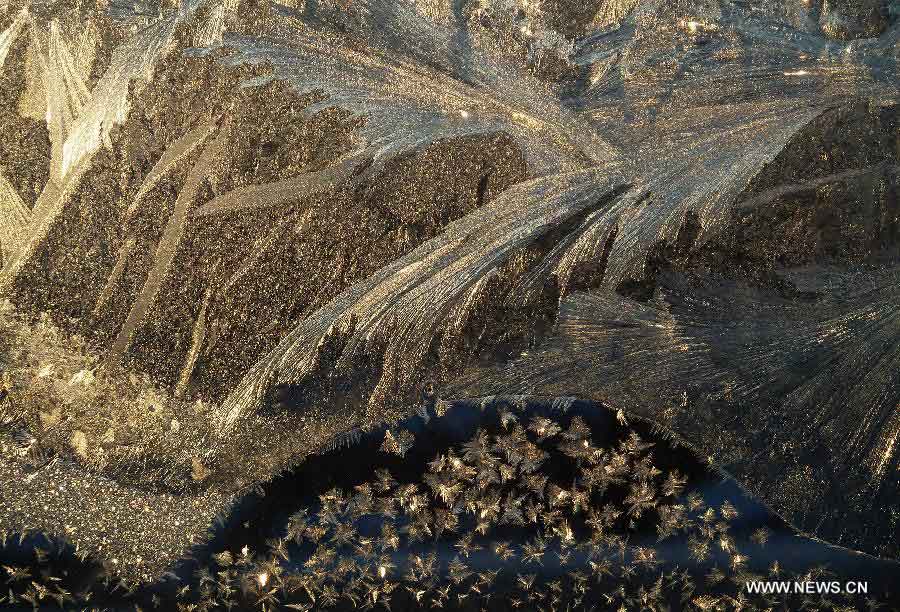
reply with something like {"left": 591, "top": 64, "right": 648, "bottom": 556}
{"left": 0, "top": 7, "right": 180, "bottom": 288}
{"left": 208, "top": 0, "right": 900, "bottom": 556}
{"left": 0, "top": 0, "right": 899, "bottom": 569}
{"left": 219, "top": 11, "right": 615, "bottom": 175}
{"left": 221, "top": 167, "right": 629, "bottom": 426}
{"left": 219, "top": 0, "right": 900, "bottom": 422}
{"left": 449, "top": 267, "right": 900, "bottom": 553}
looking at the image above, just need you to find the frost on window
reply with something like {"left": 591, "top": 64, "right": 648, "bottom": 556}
{"left": 450, "top": 267, "right": 900, "bottom": 557}
{"left": 0, "top": 0, "right": 898, "bottom": 586}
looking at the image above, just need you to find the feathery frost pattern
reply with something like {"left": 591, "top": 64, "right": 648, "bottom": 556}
{"left": 58, "top": 16, "right": 177, "bottom": 180}
{"left": 221, "top": 168, "right": 628, "bottom": 426}
{"left": 0, "top": 8, "right": 179, "bottom": 291}
{"left": 220, "top": 0, "right": 616, "bottom": 176}
{"left": 206, "top": 0, "right": 900, "bottom": 555}
{"left": 34, "top": 19, "right": 92, "bottom": 184}
{"left": 0, "top": 0, "right": 899, "bottom": 575}
{"left": 449, "top": 269, "right": 900, "bottom": 551}
{"left": 219, "top": 0, "right": 898, "bottom": 421}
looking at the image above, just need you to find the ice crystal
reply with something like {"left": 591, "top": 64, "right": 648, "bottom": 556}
{"left": 0, "top": 0, "right": 899, "bottom": 580}
{"left": 452, "top": 267, "right": 900, "bottom": 554}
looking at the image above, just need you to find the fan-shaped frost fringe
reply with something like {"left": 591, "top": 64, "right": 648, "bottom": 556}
{"left": 0, "top": 13, "right": 180, "bottom": 289}
{"left": 604, "top": 103, "right": 826, "bottom": 287}
{"left": 449, "top": 268, "right": 900, "bottom": 489}
{"left": 218, "top": 167, "right": 630, "bottom": 428}
{"left": 220, "top": 0, "right": 616, "bottom": 177}
{"left": 59, "top": 15, "right": 177, "bottom": 181}
{"left": 29, "top": 19, "right": 92, "bottom": 185}
{"left": 509, "top": 101, "right": 826, "bottom": 298}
